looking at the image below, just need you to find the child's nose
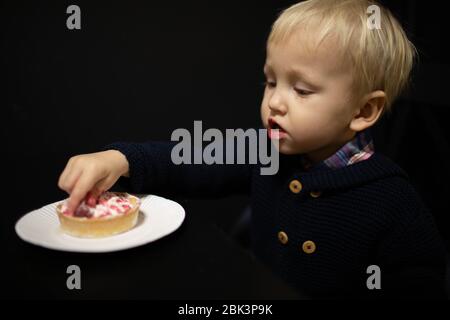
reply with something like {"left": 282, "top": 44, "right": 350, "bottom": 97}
{"left": 268, "top": 91, "right": 287, "bottom": 114}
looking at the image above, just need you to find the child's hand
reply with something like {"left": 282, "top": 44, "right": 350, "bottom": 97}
{"left": 57, "top": 150, "right": 129, "bottom": 214}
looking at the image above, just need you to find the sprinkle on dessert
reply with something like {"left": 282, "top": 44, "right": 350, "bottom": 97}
{"left": 60, "top": 192, "right": 135, "bottom": 219}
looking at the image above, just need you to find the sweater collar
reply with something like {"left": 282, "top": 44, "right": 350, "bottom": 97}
{"left": 279, "top": 152, "right": 409, "bottom": 192}
{"left": 299, "top": 129, "right": 375, "bottom": 171}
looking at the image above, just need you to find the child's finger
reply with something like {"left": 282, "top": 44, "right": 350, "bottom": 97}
{"left": 92, "top": 175, "right": 118, "bottom": 197}
{"left": 89, "top": 179, "right": 108, "bottom": 199}
{"left": 66, "top": 173, "right": 97, "bottom": 213}
{"left": 60, "top": 166, "right": 83, "bottom": 194}
{"left": 58, "top": 160, "right": 75, "bottom": 191}
{"left": 59, "top": 167, "right": 83, "bottom": 194}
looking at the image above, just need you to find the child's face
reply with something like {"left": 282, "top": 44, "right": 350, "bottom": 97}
{"left": 261, "top": 31, "right": 359, "bottom": 161}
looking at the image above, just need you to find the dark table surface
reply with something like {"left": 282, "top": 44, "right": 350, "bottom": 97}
{"left": 2, "top": 196, "right": 304, "bottom": 300}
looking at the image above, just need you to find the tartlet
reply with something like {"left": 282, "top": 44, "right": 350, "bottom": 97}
{"left": 56, "top": 192, "right": 140, "bottom": 238}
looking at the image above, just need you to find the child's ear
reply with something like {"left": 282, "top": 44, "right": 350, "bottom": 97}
{"left": 349, "top": 90, "right": 386, "bottom": 132}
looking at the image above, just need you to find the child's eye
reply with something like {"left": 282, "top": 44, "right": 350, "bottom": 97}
{"left": 263, "top": 80, "right": 276, "bottom": 88}
{"left": 294, "top": 88, "right": 313, "bottom": 96}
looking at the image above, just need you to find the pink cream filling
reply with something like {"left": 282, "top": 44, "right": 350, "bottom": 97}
{"left": 60, "top": 192, "right": 135, "bottom": 219}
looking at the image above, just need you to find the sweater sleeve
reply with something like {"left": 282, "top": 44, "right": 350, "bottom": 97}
{"left": 375, "top": 196, "right": 447, "bottom": 299}
{"left": 101, "top": 141, "right": 253, "bottom": 198}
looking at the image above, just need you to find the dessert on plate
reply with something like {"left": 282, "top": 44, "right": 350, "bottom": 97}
{"left": 56, "top": 192, "right": 140, "bottom": 238}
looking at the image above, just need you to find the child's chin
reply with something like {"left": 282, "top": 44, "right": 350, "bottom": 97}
{"left": 275, "top": 142, "right": 301, "bottom": 155}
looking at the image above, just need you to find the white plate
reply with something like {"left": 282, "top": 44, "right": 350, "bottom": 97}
{"left": 15, "top": 194, "right": 185, "bottom": 253}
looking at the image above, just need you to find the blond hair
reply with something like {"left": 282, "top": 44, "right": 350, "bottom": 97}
{"left": 268, "top": 0, "right": 416, "bottom": 113}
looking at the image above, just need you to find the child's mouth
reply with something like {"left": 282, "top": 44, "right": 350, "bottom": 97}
{"left": 268, "top": 118, "right": 288, "bottom": 140}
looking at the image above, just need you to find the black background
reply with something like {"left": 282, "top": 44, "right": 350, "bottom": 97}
{"left": 3, "top": 0, "right": 450, "bottom": 296}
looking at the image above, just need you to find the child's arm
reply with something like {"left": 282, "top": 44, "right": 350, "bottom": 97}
{"left": 103, "top": 141, "right": 253, "bottom": 198}
{"left": 58, "top": 141, "right": 253, "bottom": 213}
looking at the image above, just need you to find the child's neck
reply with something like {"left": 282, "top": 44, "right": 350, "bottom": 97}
{"left": 305, "top": 131, "right": 357, "bottom": 165}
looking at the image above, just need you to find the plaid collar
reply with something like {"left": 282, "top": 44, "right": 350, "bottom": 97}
{"left": 300, "top": 130, "right": 375, "bottom": 171}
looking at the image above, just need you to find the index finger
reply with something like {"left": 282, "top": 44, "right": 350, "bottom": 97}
{"left": 66, "top": 170, "right": 98, "bottom": 214}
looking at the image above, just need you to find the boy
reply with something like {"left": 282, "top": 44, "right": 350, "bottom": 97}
{"left": 58, "top": 0, "right": 447, "bottom": 298}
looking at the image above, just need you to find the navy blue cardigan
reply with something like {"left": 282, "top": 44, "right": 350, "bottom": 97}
{"left": 104, "top": 140, "right": 447, "bottom": 299}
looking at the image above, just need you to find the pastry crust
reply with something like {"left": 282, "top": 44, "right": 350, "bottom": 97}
{"left": 56, "top": 193, "right": 140, "bottom": 238}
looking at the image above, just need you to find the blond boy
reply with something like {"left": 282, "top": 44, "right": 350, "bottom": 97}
{"left": 58, "top": 0, "right": 446, "bottom": 298}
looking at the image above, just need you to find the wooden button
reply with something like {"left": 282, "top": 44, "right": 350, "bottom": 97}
{"left": 289, "top": 179, "right": 302, "bottom": 194}
{"left": 310, "top": 191, "right": 322, "bottom": 198}
{"left": 278, "top": 231, "right": 288, "bottom": 245}
{"left": 302, "top": 240, "right": 316, "bottom": 254}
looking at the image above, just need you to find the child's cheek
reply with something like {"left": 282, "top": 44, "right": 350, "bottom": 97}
{"left": 260, "top": 103, "right": 270, "bottom": 127}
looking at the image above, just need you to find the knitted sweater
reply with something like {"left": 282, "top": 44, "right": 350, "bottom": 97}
{"left": 104, "top": 140, "right": 447, "bottom": 299}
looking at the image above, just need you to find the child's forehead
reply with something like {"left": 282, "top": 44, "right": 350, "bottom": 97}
{"left": 266, "top": 29, "right": 349, "bottom": 77}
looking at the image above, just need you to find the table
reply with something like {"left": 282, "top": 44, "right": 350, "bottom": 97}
{"left": 2, "top": 197, "right": 304, "bottom": 300}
